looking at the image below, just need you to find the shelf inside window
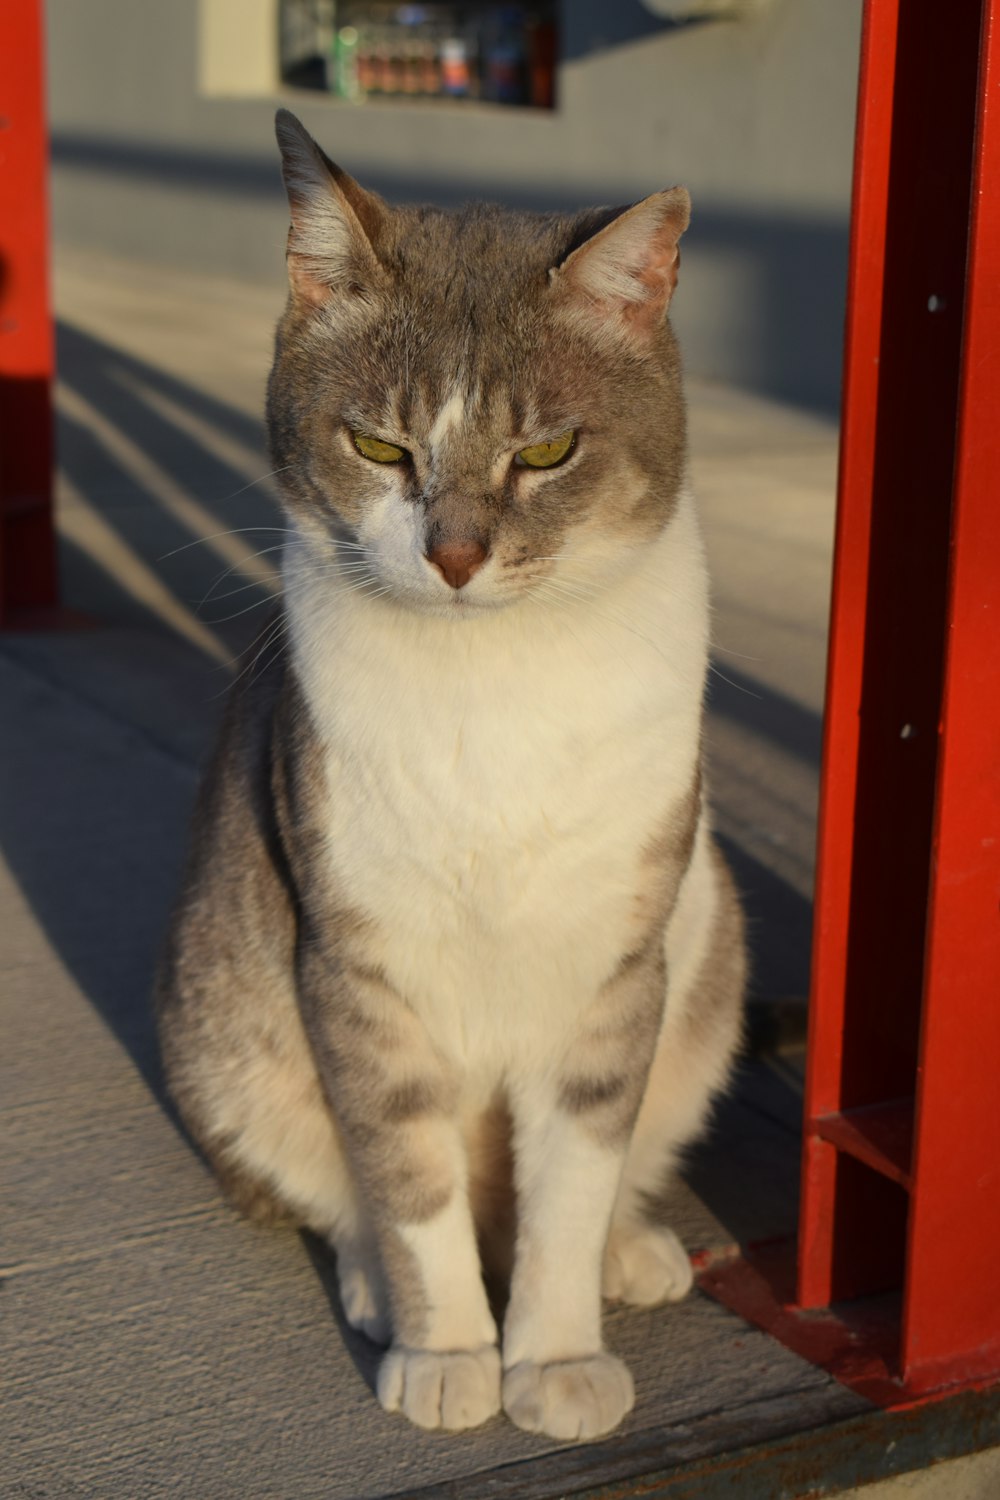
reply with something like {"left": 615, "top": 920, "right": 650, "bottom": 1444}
{"left": 280, "top": 1, "right": 558, "bottom": 111}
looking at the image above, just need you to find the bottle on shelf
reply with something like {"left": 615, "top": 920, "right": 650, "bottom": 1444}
{"left": 320, "top": 1, "right": 556, "bottom": 109}
{"left": 482, "top": 5, "right": 527, "bottom": 106}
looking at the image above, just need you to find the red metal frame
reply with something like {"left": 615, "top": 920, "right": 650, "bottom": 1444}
{"left": 798, "top": 0, "right": 978, "bottom": 1316}
{"left": 703, "top": 0, "right": 1000, "bottom": 1405}
{"left": 0, "top": 0, "right": 59, "bottom": 626}
{"left": 901, "top": 0, "right": 1000, "bottom": 1391}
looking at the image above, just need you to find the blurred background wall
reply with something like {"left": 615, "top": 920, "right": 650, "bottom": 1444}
{"left": 45, "top": 0, "right": 863, "bottom": 410}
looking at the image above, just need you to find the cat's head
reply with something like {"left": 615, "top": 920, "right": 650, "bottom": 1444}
{"left": 268, "top": 110, "right": 690, "bottom": 617}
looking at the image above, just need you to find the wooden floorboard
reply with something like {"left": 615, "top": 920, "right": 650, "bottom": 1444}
{"left": 0, "top": 639, "right": 870, "bottom": 1500}
{"left": 7, "top": 249, "right": 994, "bottom": 1499}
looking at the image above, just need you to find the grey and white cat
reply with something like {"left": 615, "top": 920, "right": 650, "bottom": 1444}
{"left": 156, "top": 109, "right": 745, "bottom": 1443}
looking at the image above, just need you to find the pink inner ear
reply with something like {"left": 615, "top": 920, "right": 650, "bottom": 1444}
{"left": 557, "top": 193, "right": 689, "bottom": 335}
{"left": 287, "top": 250, "right": 332, "bottom": 308}
{"left": 646, "top": 240, "right": 680, "bottom": 292}
{"left": 608, "top": 238, "right": 680, "bottom": 332}
{"left": 626, "top": 242, "right": 681, "bottom": 330}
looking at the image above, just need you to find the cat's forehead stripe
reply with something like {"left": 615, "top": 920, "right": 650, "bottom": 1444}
{"left": 427, "top": 387, "right": 466, "bottom": 450}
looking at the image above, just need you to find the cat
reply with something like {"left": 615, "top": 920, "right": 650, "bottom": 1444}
{"left": 155, "top": 108, "right": 745, "bottom": 1444}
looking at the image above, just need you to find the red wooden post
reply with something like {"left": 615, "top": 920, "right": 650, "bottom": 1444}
{"left": 899, "top": 0, "right": 1000, "bottom": 1390}
{"left": 702, "top": 0, "right": 1000, "bottom": 1405}
{"left": 796, "top": 0, "right": 1000, "bottom": 1392}
{"left": 798, "top": 0, "right": 983, "bottom": 1316}
{"left": 0, "top": 0, "right": 59, "bottom": 625}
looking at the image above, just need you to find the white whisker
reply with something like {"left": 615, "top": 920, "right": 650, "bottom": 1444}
{"left": 534, "top": 581, "right": 647, "bottom": 687}
{"left": 712, "top": 643, "right": 763, "bottom": 663}
{"left": 707, "top": 662, "right": 763, "bottom": 698}
{"left": 201, "top": 594, "right": 281, "bottom": 626}
{"left": 543, "top": 579, "right": 763, "bottom": 698}
{"left": 213, "top": 465, "right": 295, "bottom": 503}
{"left": 534, "top": 577, "right": 691, "bottom": 690}
{"left": 199, "top": 575, "right": 283, "bottom": 605}
{"left": 158, "top": 526, "right": 296, "bottom": 563}
{"left": 533, "top": 585, "right": 604, "bottom": 674}
{"left": 197, "top": 544, "right": 289, "bottom": 608}
{"left": 218, "top": 613, "right": 289, "bottom": 699}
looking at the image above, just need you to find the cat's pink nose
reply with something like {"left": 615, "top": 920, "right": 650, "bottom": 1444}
{"left": 425, "top": 539, "right": 488, "bottom": 590}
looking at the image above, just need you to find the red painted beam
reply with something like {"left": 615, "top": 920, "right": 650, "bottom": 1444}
{"left": 798, "top": 0, "right": 903, "bottom": 1311}
{"left": 0, "top": 0, "right": 58, "bottom": 624}
{"left": 901, "top": 0, "right": 1000, "bottom": 1392}
{"left": 695, "top": 0, "right": 1000, "bottom": 1407}
{"left": 799, "top": 0, "right": 982, "bottom": 1311}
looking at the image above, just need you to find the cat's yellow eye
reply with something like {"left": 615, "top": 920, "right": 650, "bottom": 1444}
{"left": 514, "top": 430, "right": 576, "bottom": 469}
{"left": 352, "top": 432, "right": 408, "bottom": 464}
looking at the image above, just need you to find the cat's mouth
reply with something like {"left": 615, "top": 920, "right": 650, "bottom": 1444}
{"left": 418, "top": 587, "right": 511, "bottom": 618}
{"left": 402, "top": 551, "right": 515, "bottom": 616}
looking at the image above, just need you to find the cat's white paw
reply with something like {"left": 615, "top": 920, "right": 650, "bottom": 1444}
{"left": 337, "top": 1256, "right": 392, "bottom": 1345}
{"left": 377, "top": 1345, "right": 502, "bottom": 1431}
{"left": 602, "top": 1224, "right": 694, "bottom": 1306}
{"left": 502, "top": 1353, "right": 634, "bottom": 1441}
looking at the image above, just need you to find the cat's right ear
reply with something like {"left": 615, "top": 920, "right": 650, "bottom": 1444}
{"left": 275, "top": 110, "right": 388, "bottom": 309}
{"left": 550, "top": 189, "right": 691, "bottom": 339}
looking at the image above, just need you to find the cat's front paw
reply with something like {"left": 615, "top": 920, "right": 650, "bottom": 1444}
{"left": 502, "top": 1353, "right": 634, "bottom": 1441}
{"left": 602, "top": 1224, "right": 694, "bottom": 1306}
{"left": 377, "top": 1345, "right": 501, "bottom": 1431}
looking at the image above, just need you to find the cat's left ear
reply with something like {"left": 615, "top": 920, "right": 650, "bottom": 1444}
{"left": 275, "top": 109, "right": 389, "bottom": 309}
{"left": 551, "top": 189, "right": 691, "bottom": 335}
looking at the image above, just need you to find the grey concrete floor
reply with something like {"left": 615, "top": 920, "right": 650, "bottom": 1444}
{"left": 2, "top": 247, "right": 995, "bottom": 1498}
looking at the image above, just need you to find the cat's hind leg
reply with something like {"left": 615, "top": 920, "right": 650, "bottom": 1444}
{"left": 211, "top": 1092, "right": 392, "bottom": 1344}
{"left": 231, "top": 1114, "right": 391, "bottom": 1344}
{"left": 604, "top": 839, "right": 745, "bottom": 1308}
{"left": 329, "top": 1222, "right": 392, "bottom": 1345}
{"left": 210, "top": 1130, "right": 390, "bottom": 1343}
{"left": 166, "top": 997, "right": 393, "bottom": 1343}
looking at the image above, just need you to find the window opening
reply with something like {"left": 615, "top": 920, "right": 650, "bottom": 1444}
{"left": 279, "top": 1, "right": 557, "bottom": 108}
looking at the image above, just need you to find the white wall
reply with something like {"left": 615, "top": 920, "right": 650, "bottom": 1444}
{"left": 46, "top": 0, "right": 863, "bottom": 407}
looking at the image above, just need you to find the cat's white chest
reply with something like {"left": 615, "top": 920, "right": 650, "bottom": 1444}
{"left": 287, "top": 500, "right": 709, "bottom": 1058}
